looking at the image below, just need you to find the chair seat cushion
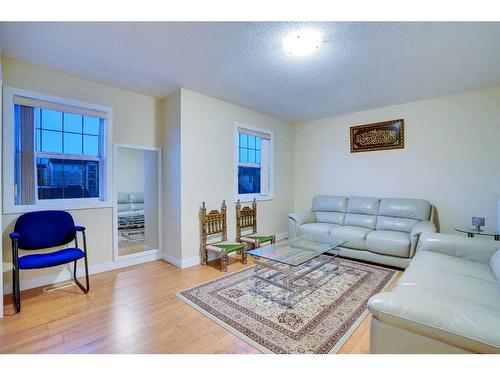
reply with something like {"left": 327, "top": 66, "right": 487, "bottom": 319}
{"left": 298, "top": 223, "right": 340, "bottom": 243}
{"left": 330, "top": 225, "right": 372, "bottom": 250}
{"left": 18, "top": 248, "right": 85, "bottom": 269}
{"left": 366, "top": 230, "right": 410, "bottom": 258}
{"left": 240, "top": 234, "right": 274, "bottom": 244}
{"left": 206, "top": 241, "right": 245, "bottom": 254}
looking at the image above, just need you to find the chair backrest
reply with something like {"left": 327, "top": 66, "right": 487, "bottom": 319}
{"left": 199, "top": 201, "right": 227, "bottom": 246}
{"left": 235, "top": 199, "right": 257, "bottom": 241}
{"left": 14, "top": 210, "right": 76, "bottom": 250}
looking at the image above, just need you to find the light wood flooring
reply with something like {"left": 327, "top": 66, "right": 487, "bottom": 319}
{"left": 0, "top": 257, "right": 402, "bottom": 354}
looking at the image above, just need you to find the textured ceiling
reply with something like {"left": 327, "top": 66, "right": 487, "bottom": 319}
{"left": 1, "top": 22, "right": 499, "bottom": 122}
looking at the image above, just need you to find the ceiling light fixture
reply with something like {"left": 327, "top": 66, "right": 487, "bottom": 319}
{"left": 283, "top": 29, "right": 322, "bottom": 57}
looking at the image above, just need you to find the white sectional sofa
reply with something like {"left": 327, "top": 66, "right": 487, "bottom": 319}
{"left": 288, "top": 195, "right": 436, "bottom": 268}
{"left": 117, "top": 192, "right": 145, "bottom": 229}
{"left": 368, "top": 232, "right": 500, "bottom": 353}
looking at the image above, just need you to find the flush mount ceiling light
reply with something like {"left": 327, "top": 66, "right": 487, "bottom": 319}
{"left": 282, "top": 29, "right": 322, "bottom": 57}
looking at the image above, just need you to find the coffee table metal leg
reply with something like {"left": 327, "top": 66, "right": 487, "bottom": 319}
{"left": 285, "top": 275, "right": 292, "bottom": 308}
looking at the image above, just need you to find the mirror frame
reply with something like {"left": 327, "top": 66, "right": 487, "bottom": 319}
{"left": 112, "top": 143, "right": 163, "bottom": 261}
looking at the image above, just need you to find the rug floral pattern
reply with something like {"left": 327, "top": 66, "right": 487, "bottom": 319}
{"left": 177, "top": 258, "right": 396, "bottom": 354}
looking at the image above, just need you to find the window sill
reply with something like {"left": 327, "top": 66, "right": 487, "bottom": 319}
{"left": 236, "top": 194, "right": 274, "bottom": 203}
{"left": 3, "top": 198, "right": 113, "bottom": 215}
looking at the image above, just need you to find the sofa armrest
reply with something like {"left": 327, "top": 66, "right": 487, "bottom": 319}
{"left": 368, "top": 290, "right": 500, "bottom": 353}
{"left": 287, "top": 211, "right": 315, "bottom": 225}
{"left": 409, "top": 220, "right": 436, "bottom": 257}
{"left": 417, "top": 232, "right": 499, "bottom": 264}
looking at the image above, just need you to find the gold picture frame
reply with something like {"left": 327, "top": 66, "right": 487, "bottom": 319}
{"left": 350, "top": 119, "right": 404, "bottom": 153}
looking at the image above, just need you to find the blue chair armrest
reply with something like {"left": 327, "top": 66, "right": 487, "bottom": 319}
{"left": 75, "top": 226, "right": 86, "bottom": 232}
{"left": 10, "top": 232, "right": 21, "bottom": 240}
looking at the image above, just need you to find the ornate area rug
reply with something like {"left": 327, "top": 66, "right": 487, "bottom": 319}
{"left": 176, "top": 258, "right": 397, "bottom": 354}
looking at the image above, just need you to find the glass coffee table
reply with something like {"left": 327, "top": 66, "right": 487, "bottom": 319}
{"left": 246, "top": 236, "right": 347, "bottom": 308}
{"left": 455, "top": 227, "right": 500, "bottom": 241}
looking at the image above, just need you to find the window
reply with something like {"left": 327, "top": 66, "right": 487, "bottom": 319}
{"left": 236, "top": 125, "right": 272, "bottom": 200}
{"left": 3, "top": 88, "right": 112, "bottom": 212}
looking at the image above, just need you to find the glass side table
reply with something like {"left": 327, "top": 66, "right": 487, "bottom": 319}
{"left": 454, "top": 227, "right": 500, "bottom": 241}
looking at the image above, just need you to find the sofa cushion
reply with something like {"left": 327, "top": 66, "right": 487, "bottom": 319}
{"left": 490, "top": 248, "right": 500, "bottom": 282}
{"left": 344, "top": 213, "right": 377, "bottom": 229}
{"left": 118, "top": 192, "right": 130, "bottom": 204}
{"left": 330, "top": 225, "right": 372, "bottom": 250}
{"left": 118, "top": 209, "right": 145, "bottom": 218}
{"left": 299, "top": 223, "right": 340, "bottom": 243}
{"left": 366, "top": 230, "right": 410, "bottom": 258}
{"left": 413, "top": 251, "right": 497, "bottom": 283}
{"left": 396, "top": 266, "right": 500, "bottom": 311}
{"left": 346, "top": 196, "right": 380, "bottom": 215}
{"left": 315, "top": 211, "right": 344, "bottom": 225}
{"left": 376, "top": 216, "right": 419, "bottom": 233}
{"left": 312, "top": 195, "right": 346, "bottom": 212}
{"left": 129, "top": 192, "right": 144, "bottom": 203}
{"left": 117, "top": 203, "right": 131, "bottom": 213}
{"left": 368, "top": 288, "right": 500, "bottom": 353}
{"left": 130, "top": 203, "right": 145, "bottom": 210}
{"left": 379, "top": 198, "right": 431, "bottom": 221}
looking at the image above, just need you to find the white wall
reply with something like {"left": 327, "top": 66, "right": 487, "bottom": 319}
{"left": 162, "top": 91, "right": 182, "bottom": 262}
{"left": 179, "top": 89, "right": 294, "bottom": 261}
{"left": 2, "top": 58, "right": 162, "bottom": 287}
{"left": 0, "top": 56, "right": 4, "bottom": 313}
{"left": 116, "top": 147, "right": 145, "bottom": 194}
{"left": 144, "top": 149, "right": 160, "bottom": 250}
{"left": 293, "top": 85, "right": 500, "bottom": 234}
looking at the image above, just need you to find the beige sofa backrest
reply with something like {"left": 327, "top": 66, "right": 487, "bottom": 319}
{"left": 377, "top": 198, "right": 432, "bottom": 233}
{"left": 312, "top": 195, "right": 432, "bottom": 232}
{"left": 345, "top": 197, "right": 380, "bottom": 229}
{"left": 312, "top": 195, "right": 346, "bottom": 225}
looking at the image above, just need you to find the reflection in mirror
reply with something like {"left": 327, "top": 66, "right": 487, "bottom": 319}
{"left": 116, "top": 146, "right": 159, "bottom": 257}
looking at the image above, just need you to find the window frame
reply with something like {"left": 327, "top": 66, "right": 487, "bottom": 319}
{"left": 234, "top": 122, "right": 273, "bottom": 202}
{"left": 3, "top": 86, "right": 113, "bottom": 214}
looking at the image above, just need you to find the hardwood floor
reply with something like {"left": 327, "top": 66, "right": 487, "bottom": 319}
{"left": 0, "top": 257, "right": 401, "bottom": 354}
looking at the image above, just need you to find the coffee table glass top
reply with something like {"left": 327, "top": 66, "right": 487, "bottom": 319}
{"left": 246, "top": 235, "right": 346, "bottom": 267}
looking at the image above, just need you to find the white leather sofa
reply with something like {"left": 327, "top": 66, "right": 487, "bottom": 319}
{"left": 117, "top": 192, "right": 145, "bottom": 228}
{"left": 288, "top": 196, "right": 436, "bottom": 268}
{"left": 368, "top": 232, "right": 500, "bottom": 353}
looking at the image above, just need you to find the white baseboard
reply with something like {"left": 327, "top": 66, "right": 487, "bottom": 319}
{"left": 163, "top": 252, "right": 200, "bottom": 269}
{"left": 181, "top": 255, "right": 201, "bottom": 268}
{"left": 3, "top": 251, "right": 163, "bottom": 295}
{"left": 163, "top": 232, "right": 288, "bottom": 270}
{"left": 162, "top": 252, "right": 182, "bottom": 268}
{"left": 275, "top": 232, "right": 289, "bottom": 241}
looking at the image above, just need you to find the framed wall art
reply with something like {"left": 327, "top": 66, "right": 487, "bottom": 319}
{"left": 350, "top": 119, "right": 404, "bottom": 153}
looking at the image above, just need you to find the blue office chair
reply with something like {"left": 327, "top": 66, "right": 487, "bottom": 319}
{"left": 9, "top": 210, "right": 90, "bottom": 313}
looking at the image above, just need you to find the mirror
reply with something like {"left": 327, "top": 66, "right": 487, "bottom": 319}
{"left": 115, "top": 145, "right": 160, "bottom": 257}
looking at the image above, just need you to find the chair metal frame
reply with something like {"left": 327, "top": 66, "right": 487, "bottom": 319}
{"left": 10, "top": 216, "right": 90, "bottom": 314}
